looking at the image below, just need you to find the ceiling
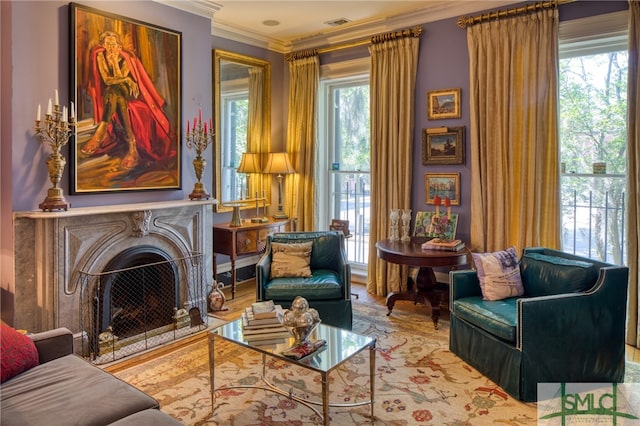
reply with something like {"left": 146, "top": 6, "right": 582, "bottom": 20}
{"left": 157, "top": 0, "right": 520, "bottom": 53}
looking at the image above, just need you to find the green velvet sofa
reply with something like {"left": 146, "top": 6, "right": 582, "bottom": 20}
{"left": 256, "top": 231, "right": 353, "bottom": 330}
{"left": 449, "top": 247, "right": 629, "bottom": 402}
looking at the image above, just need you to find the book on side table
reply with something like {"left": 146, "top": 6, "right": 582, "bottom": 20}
{"left": 421, "top": 238, "right": 466, "bottom": 252}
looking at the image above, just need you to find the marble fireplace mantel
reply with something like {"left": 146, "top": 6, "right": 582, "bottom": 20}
{"left": 13, "top": 200, "right": 216, "bottom": 334}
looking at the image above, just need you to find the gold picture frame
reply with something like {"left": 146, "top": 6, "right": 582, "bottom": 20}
{"left": 427, "top": 88, "right": 461, "bottom": 120}
{"left": 425, "top": 173, "right": 460, "bottom": 205}
{"left": 70, "top": 3, "right": 182, "bottom": 194}
{"left": 422, "top": 126, "right": 465, "bottom": 165}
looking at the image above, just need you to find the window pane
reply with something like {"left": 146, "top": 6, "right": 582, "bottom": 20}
{"left": 559, "top": 49, "right": 627, "bottom": 265}
{"left": 559, "top": 52, "right": 627, "bottom": 174}
{"left": 221, "top": 94, "right": 248, "bottom": 201}
{"left": 323, "top": 78, "right": 370, "bottom": 265}
{"left": 331, "top": 84, "right": 370, "bottom": 172}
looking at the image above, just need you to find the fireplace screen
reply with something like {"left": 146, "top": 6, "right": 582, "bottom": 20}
{"left": 79, "top": 249, "right": 207, "bottom": 364}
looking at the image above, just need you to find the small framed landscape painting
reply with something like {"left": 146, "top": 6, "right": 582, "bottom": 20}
{"left": 427, "top": 88, "right": 461, "bottom": 120}
{"left": 422, "top": 126, "right": 465, "bottom": 165}
{"left": 425, "top": 173, "right": 460, "bottom": 205}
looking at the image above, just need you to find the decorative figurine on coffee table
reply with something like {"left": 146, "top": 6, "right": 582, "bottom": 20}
{"left": 281, "top": 296, "right": 326, "bottom": 359}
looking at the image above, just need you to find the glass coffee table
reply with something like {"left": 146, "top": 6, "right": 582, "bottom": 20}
{"left": 208, "top": 319, "right": 376, "bottom": 424}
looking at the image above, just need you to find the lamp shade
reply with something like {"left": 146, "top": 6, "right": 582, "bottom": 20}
{"left": 263, "top": 152, "right": 295, "bottom": 175}
{"left": 237, "top": 153, "right": 262, "bottom": 174}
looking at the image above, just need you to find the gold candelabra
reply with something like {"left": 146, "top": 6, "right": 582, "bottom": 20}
{"left": 185, "top": 110, "right": 214, "bottom": 200}
{"left": 34, "top": 92, "right": 75, "bottom": 211}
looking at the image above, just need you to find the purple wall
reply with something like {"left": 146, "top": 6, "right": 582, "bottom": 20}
{"left": 414, "top": 16, "right": 471, "bottom": 242}
{"left": 5, "top": 1, "right": 212, "bottom": 212}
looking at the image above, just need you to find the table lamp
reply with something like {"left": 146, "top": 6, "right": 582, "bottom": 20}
{"left": 263, "top": 152, "right": 295, "bottom": 219}
{"left": 236, "top": 152, "right": 261, "bottom": 200}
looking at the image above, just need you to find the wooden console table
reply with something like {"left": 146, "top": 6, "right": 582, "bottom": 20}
{"left": 376, "top": 237, "right": 471, "bottom": 329}
{"left": 214, "top": 218, "right": 293, "bottom": 299}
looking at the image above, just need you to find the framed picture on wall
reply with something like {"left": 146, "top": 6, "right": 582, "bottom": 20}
{"left": 427, "top": 88, "right": 461, "bottom": 120}
{"left": 425, "top": 173, "right": 460, "bottom": 205}
{"left": 69, "top": 3, "right": 182, "bottom": 193}
{"left": 422, "top": 126, "right": 465, "bottom": 165}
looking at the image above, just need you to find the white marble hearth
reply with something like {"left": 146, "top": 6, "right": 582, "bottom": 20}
{"left": 13, "top": 200, "right": 215, "bottom": 337}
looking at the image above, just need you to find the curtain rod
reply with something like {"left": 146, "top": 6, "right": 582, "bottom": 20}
{"left": 286, "top": 26, "right": 423, "bottom": 61}
{"left": 457, "top": 0, "right": 575, "bottom": 29}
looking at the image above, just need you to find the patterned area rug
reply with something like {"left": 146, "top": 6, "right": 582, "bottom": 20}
{"left": 115, "top": 300, "right": 639, "bottom": 425}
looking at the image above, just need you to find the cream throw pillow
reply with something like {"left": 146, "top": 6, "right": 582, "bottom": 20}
{"left": 270, "top": 242, "right": 313, "bottom": 278}
{"left": 471, "top": 246, "right": 524, "bottom": 301}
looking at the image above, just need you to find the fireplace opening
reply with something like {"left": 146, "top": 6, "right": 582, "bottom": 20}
{"left": 97, "top": 246, "right": 178, "bottom": 340}
{"left": 79, "top": 246, "right": 207, "bottom": 364}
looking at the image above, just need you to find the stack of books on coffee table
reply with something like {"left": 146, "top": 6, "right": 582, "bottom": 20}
{"left": 421, "top": 238, "right": 466, "bottom": 252}
{"left": 241, "top": 300, "right": 290, "bottom": 345}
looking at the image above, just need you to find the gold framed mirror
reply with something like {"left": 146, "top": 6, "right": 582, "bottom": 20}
{"left": 213, "top": 49, "right": 271, "bottom": 212}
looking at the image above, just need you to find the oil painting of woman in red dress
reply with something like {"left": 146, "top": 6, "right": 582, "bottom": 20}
{"left": 71, "top": 4, "right": 181, "bottom": 193}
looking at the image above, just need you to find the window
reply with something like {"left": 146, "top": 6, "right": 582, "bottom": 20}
{"left": 559, "top": 11, "right": 628, "bottom": 264}
{"left": 220, "top": 92, "right": 248, "bottom": 201}
{"left": 317, "top": 59, "right": 370, "bottom": 267}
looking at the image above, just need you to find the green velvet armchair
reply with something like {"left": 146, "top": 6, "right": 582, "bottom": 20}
{"left": 256, "top": 231, "right": 353, "bottom": 330}
{"left": 449, "top": 247, "right": 629, "bottom": 402}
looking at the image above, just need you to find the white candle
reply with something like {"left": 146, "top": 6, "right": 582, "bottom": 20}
{"left": 55, "top": 89, "right": 59, "bottom": 106}
{"left": 37, "top": 104, "right": 41, "bottom": 121}
{"left": 47, "top": 99, "right": 52, "bottom": 115}
{"left": 70, "top": 101, "right": 75, "bottom": 119}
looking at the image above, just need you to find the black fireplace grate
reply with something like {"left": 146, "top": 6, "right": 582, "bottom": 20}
{"left": 79, "top": 252, "right": 208, "bottom": 364}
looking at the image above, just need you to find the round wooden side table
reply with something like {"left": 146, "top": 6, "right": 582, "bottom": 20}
{"left": 376, "top": 237, "right": 471, "bottom": 329}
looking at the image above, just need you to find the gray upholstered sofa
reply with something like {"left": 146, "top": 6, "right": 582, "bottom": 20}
{"left": 1, "top": 327, "right": 181, "bottom": 425}
{"left": 449, "top": 247, "right": 629, "bottom": 402}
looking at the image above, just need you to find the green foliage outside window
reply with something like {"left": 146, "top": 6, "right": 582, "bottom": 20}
{"left": 559, "top": 51, "right": 627, "bottom": 264}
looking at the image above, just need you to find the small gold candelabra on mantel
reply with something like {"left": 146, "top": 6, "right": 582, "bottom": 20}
{"left": 185, "top": 109, "right": 214, "bottom": 200}
{"left": 34, "top": 90, "right": 75, "bottom": 211}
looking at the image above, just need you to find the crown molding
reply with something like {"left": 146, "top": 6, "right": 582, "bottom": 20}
{"left": 289, "top": 1, "right": 519, "bottom": 52}
{"left": 152, "top": 0, "right": 221, "bottom": 19}
{"left": 159, "top": 0, "right": 519, "bottom": 54}
{"left": 211, "top": 21, "right": 291, "bottom": 52}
